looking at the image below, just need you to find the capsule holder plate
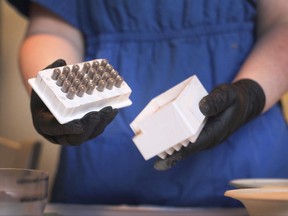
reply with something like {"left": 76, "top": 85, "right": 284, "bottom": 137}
{"left": 29, "top": 59, "right": 132, "bottom": 124}
{"left": 130, "top": 75, "right": 207, "bottom": 160}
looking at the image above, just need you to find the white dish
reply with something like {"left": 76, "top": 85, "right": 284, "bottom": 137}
{"left": 229, "top": 178, "right": 288, "bottom": 189}
{"left": 225, "top": 188, "right": 288, "bottom": 216}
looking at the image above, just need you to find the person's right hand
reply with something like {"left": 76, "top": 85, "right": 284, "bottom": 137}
{"left": 154, "top": 79, "right": 266, "bottom": 170}
{"left": 30, "top": 59, "right": 118, "bottom": 145}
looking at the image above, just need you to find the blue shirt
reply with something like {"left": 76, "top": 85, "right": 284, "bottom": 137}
{"left": 8, "top": 0, "right": 288, "bottom": 207}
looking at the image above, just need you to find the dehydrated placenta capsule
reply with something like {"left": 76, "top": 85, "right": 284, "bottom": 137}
{"left": 67, "top": 73, "right": 75, "bottom": 82}
{"left": 97, "top": 80, "right": 106, "bottom": 92}
{"left": 51, "top": 68, "right": 61, "bottom": 80}
{"left": 66, "top": 87, "right": 76, "bottom": 99}
{"left": 86, "top": 82, "right": 96, "bottom": 95}
{"left": 87, "top": 68, "right": 96, "bottom": 79}
{"left": 115, "top": 75, "right": 124, "bottom": 87}
{"left": 76, "top": 85, "right": 86, "bottom": 97}
{"left": 106, "top": 78, "right": 115, "bottom": 90}
{"left": 71, "top": 64, "right": 80, "bottom": 74}
{"left": 61, "top": 80, "right": 71, "bottom": 93}
{"left": 71, "top": 78, "right": 81, "bottom": 88}
{"left": 92, "top": 60, "right": 99, "bottom": 69}
{"left": 81, "top": 62, "right": 91, "bottom": 74}
{"left": 110, "top": 70, "right": 118, "bottom": 79}
{"left": 97, "top": 66, "right": 105, "bottom": 75}
{"left": 56, "top": 74, "right": 66, "bottom": 86}
{"left": 91, "top": 74, "right": 101, "bottom": 85}
{"left": 105, "top": 64, "right": 113, "bottom": 73}
{"left": 62, "top": 66, "right": 70, "bottom": 76}
{"left": 81, "top": 76, "right": 90, "bottom": 86}
{"left": 101, "top": 72, "right": 110, "bottom": 81}
{"left": 100, "top": 59, "right": 108, "bottom": 67}
{"left": 76, "top": 70, "right": 85, "bottom": 80}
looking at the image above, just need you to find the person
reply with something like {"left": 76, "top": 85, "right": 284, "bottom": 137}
{"left": 7, "top": 0, "right": 288, "bottom": 207}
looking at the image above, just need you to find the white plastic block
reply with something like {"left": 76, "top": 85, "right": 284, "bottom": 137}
{"left": 130, "top": 75, "right": 207, "bottom": 160}
{"left": 29, "top": 59, "right": 132, "bottom": 124}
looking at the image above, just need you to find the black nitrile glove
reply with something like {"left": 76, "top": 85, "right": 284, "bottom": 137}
{"left": 31, "top": 59, "right": 118, "bottom": 145}
{"left": 154, "top": 79, "right": 266, "bottom": 170}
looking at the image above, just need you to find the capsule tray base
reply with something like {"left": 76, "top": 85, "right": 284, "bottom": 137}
{"left": 130, "top": 75, "right": 207, "bottom": 160}
{"left": 29, "top": 60, "right": 132, "bottom": 124}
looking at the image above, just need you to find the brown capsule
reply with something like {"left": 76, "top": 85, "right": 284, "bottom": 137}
{"left": 76, "top": 85, "right": 86, "bottom": 97}
{"left": 100, "top": 59, "right": 108, "bottom": 67}
{"left": 71, "top": 78, "right": 81, "bottom": 89}
{"left": 81, "top": 76, "right": 90, "bottom": 86}
{"left": 92, "top": 60, "right": 100, "bottom": 69}
{"left": 66, "top": 87, "right": 76, "bottom": 99}
{"left": 115, "top": 75, "right": 124, "bottom": 87}
{"left": 97, "top": 80, "right": 106, "bottom": 92}
{"left": 76, "top": 71, "right": 85, "bottom": 80}
{"left": 110, "top": 70, "right": 118, "bottom": 79}
{"left": 67, "top": 73, "right": 75, "bottom": 82}
{"left": 106, "top": 78, "right": 115, "bottom": 90}
{"left": 101, "top": 72, "right": 110, "bottom": 81}
{"left": 81, "top": 62, "right": 91, "bottom": 74}
{"left": 56, "top": 74, "right": 66, "bottom": 86}
{"left": 71, "top": 64, "right": 80, "bottom": 74}
{"left": 62, "top": 66, "right": 70, "bottom": 76}
{"left": 61, "top": 80, "right": 71, "bottom": 93}
{"left": 105, "top": 64, "right": 113, "bottom": 73}
{"left": 87, "top": 68, "right": 96, "bottom": 79}
{"left": 86, "top": 82, "right": 96, "bottom": 95}
{"left": 91, "top": 74, "right": 101, "bottom": 85}
{"left": 97, "top": 66, "right": 105, "bottom": 75}
{"left": 51, "top": 68, "right": 61, "bottom": 80}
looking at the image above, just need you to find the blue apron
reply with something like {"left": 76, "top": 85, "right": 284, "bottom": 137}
{"left": 9, "top": 0, "right": 288, "bottom": 207}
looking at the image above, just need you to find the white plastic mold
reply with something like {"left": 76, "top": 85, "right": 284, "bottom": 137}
{"left": 29, "top": 59, "right": 132, "bottom": 124}
{"left": 130, "top": 75, "right": 207, "bottom": 160}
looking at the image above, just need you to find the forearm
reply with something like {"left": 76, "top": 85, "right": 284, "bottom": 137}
{"left": 235, "top": 23, "right": 288, "bottom": 112}
{"left": 19, "top": 34, "right": 83, "bottom": 93}
{"left": 19, "top": 2, "right": 84, "bottom": 93}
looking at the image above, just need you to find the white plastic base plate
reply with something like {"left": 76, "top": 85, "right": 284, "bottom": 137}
{"left": 29, "top": 59, "right": 132, "bottom": 124}
{"left": 130, "top": 75, "right": 207, "bottom": 160}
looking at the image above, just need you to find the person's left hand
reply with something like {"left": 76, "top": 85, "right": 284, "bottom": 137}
{"left": 154, "top": 79, "right": 266, "bottom": 171}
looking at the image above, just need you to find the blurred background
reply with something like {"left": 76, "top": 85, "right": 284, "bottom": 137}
{"left": 0, "top": 1, "right": 60, "bottom": 198}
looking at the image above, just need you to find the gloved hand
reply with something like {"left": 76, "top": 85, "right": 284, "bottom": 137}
{"left": 154, "top": 79, "right": 266, "bottom": 170}
{"left": 30, "top": 59, "right": 118, "bottom": 145}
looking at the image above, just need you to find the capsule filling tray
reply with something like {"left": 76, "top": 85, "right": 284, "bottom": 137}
{"left": 130, "top": 75, "right": 207, "bottom": 160}
{"left": 29, "top": 59, "right": 132, "bottom": 124}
